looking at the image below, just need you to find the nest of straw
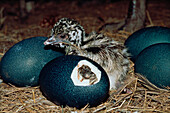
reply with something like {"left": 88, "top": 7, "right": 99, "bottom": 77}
{"left": 0, "top": 1, "right": 170, "bottom": 112}
{"left": 0, "top": 31, "right": 169, "bottom": 112}
{"left": 0, "top": 69, "right": 169, "bottom": 112}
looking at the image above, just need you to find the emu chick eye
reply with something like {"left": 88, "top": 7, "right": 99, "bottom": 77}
{"left": 60, "top": 34, "right": 66, "bottom": 39}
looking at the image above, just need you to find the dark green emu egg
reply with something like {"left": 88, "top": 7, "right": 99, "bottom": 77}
{"left": 0, "top": 37, "right": 64, "bottom": 87}
{"left": 39, "top": 55, "right": 109, "bottom": 109}
{"left": 135, "top": 43, "right": 170, "bottom": 88}
{"left": 125, "top": 26, "right": 170, "bottom": 62}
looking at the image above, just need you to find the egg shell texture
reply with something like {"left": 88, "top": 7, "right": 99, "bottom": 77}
{"left": 39, "top": 55, "right": 109, "bottom": 109}
{"left": 0, "top": 37, "right": 64, "bottom": 87}
{"left": 135, "top": 43, "right": 170, "bottom": 88}
{"left": 125, "top": 26, "right": 170, "bottom": 62}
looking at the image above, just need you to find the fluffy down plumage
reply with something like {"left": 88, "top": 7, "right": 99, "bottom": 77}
{"left": 44, "top": 18, "right": 130, "bottom": 90}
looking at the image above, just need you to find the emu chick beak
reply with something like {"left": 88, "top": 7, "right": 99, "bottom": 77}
{"left": 44, "top": 35, "right": 62, "bottom": 46}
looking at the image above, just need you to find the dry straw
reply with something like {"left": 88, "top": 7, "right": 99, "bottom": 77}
{"left": 0, "top": 8, "right": 170, "bottom": 112}
{"left": 0, "top": 31, "right": 169, "bottom": 112}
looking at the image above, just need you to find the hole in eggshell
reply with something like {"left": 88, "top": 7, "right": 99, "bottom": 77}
{"left": 71, "top": 60, "right": 101, "bottom": 86}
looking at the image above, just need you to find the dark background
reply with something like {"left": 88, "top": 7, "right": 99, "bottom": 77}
{"left": 0, "top": 0, "right": 170, "bottom": 54}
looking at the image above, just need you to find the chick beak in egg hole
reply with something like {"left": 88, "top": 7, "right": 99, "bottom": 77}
{"left": 71, "top": 60, "right": 101, "bottom": 86}
{"left": 77, "top": 64, "right": 98, "bottom": 85}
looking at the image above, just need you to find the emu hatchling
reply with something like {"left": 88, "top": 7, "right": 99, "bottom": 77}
{"left": 44, "top": 18, "right": 130, "bottom": 90}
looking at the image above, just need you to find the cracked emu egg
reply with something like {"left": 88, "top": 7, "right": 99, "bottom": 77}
{"left": 39, "top": 55, "right": 109, "bottom": 109}
{"left": 0, "top": 37, "right": 64, "bottom": 87}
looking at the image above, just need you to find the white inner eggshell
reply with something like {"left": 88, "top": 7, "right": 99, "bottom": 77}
{"left": 71, "top": 60, "right": 101, "bottom": 86}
